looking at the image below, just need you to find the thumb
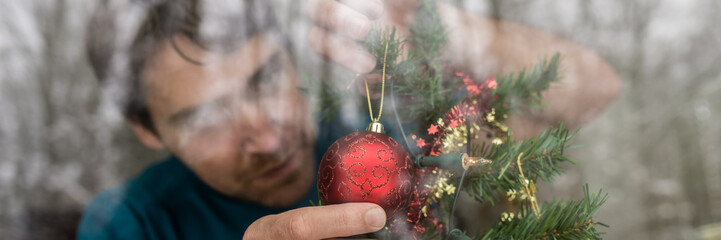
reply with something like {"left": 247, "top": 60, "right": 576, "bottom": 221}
{"left": 243, "top": 203, "right": 386, "bottom": 240}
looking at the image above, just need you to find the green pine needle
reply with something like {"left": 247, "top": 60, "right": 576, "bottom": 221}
{"left": 478, "top": 185, "right": 608, "bottom": 240}
{"left": 460, "top": 123, "right": 578, "bottom": 205}
{"left": 301, "top": 73, "right": 345, "bottom": 123}
{"left": 491, "top": 53, "right": 562, "bottom": 124}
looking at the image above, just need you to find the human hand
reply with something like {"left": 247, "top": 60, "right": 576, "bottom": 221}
{"left": 306, "top": 0, "right": 385, "bottom": 73}
{"left": 242, "top": 203, "right": 386, "bottom": 239}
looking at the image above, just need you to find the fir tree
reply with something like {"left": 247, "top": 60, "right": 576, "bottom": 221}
{"left": 312, "top": 0, "right": 608, "bottom": 238}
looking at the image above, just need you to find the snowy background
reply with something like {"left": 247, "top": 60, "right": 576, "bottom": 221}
{"left": 1, "top": 0, "right": 720, "bottom": 239}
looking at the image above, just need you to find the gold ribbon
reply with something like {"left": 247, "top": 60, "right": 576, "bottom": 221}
{"left": 516, "top": 153, "right": 540, "bottom": 216}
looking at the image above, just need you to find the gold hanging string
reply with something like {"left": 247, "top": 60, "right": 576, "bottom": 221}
{"left": 347, "top": 73, "right": 360, "bottom": 89}
{"left": 364, "top": 36, "right": 390, "bottom": 122}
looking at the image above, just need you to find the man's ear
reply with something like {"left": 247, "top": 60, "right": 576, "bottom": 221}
{"left": 129, "top": 121, "right": 165, "bottom": 150}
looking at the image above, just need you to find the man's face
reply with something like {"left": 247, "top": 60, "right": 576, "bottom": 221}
{"left": 137, "top": 32, "right": 316, "bottom": 207}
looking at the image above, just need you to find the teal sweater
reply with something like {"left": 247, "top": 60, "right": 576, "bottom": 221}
{"left": 76, "top": 156, "right": 318, "bottom": 239}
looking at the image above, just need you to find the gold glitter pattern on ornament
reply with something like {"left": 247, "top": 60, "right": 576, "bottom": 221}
{"left": 377, "top": 149, "right": 393, "bottom": 162}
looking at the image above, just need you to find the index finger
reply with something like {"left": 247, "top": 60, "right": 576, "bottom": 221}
{"left": 273, "top": 203, "right": 386, "bottom": 239}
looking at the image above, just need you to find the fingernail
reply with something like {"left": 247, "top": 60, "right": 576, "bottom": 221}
{"left": 364, "top": 208, "right": 386, "bottom": 229}
{"left": 347, "top": 16, "right": 369, "bottom": 39}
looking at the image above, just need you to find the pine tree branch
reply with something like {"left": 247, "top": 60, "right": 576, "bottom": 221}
{"left": 490, "top": 53, "right": 562, "bottom": 124}
{"left": 363, "top": 27, "right": 404, "bottom": 76}
{"left": 299, "top": 73, "right": 345, "bottom": 123}
{"left": 390, "top": 0, "right": 459, "bottom": 126}
{"left": 478, "top": 186, "right": 608, "bottom": 240}
{"left": 460, "top": 123, "right": 577, "bottom": 204}
{"left": 312, "top": 0, "right": 460, "bottom": 129}
{"left": 408, "top": 0, "right": 447, "bottom": 61}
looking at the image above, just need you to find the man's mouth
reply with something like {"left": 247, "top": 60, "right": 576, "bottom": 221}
{"left": 258, "top": 149, "right": 298, "bottom": 181}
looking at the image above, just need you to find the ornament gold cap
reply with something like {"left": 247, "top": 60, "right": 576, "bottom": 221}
{"left": 366, "top": 121, "right": 385, "bottom": 134}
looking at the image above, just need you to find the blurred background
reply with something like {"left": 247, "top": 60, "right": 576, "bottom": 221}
{"left": 0, "top": 0, "right": 719, "bottom": 239}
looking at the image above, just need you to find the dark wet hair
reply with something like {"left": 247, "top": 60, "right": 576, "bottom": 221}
{"left": 87, "top": 0, "right": 285, "bottom": 133}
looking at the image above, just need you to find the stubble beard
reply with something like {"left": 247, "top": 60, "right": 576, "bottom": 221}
{"left": 236, "top": 128, "right": 316, "bottom": 207}
{"left": 259, "top": 151, "right": 315, "bottom": 207}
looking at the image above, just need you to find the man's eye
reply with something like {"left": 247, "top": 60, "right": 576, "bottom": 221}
{"left": 249, "top": 69, "right": 273, "bottom": 88}
{"left": 248, "top": 68, "right": 265, "bottom": 88}
{"left": 247, "top": 53, "right": 284, "bottom": 91}
{"left": 186, "top": 104, "right": 235, "bottom": 131}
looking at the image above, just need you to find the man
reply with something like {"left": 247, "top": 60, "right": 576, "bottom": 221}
{"left": 80, "top": 0, "right": 387, "bottom": 239}
{"left": 79, "top": 0, "right": 619, "bottom": 239}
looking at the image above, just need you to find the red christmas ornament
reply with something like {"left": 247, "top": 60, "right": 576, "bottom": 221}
{"left": 318, "top": 122, "right": 415, "bottom": 219}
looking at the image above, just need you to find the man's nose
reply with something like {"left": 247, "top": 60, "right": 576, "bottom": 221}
{"left": 238, "top": 112, "right": 282, "bottom": 154}
{"left": 244, "top": 127, "right": 281, "bottom": 154}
